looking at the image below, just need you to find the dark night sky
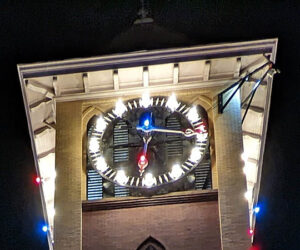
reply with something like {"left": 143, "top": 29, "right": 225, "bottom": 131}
{"left": 0, "top": 1, "right": 299, "bottom": 249}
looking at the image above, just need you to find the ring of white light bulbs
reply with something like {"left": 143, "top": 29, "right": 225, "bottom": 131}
{"left": 88, "top": 94, "right": 209, "bottom": 189}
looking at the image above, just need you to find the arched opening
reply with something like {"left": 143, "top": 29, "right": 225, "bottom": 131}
{"left": 136, "top": 236, "right": 166, "bottom": 250}
{"left": 85, "top": 97, "right": 212, "bottom": 201}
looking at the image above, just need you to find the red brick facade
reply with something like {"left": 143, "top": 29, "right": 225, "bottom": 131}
{"left": 83, "top": 200, "right": 221, "bottom": 250}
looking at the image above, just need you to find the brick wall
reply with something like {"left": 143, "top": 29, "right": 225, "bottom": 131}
{"left": 83, "top": 201, "right": 221, "bottom": 250}
{"left": 55, "top": 101, "right": 82, "bottom": 250}
{"left": 213, "top": 92, "right": 251, "bottom": 249}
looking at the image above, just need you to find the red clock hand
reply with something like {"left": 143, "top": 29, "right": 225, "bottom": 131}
{"left": 138, "top": 136, "right": 152, "bottom": 176}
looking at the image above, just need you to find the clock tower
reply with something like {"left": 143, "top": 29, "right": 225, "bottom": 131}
{"left": 18, "top": 37, "right": 277, "bottom": 249}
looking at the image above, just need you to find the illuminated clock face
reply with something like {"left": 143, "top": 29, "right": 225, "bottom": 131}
{"left": 88, "top": 94, "right": 208, "bottom": 189}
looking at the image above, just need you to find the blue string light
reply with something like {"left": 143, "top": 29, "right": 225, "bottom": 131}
{"left": 42, "top": 225, "right": 48, "bottom": 232}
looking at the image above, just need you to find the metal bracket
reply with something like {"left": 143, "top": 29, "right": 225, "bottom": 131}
{"left": 241, "top": 67, "right": 279, "bottom": 123}
{"left": 218, "top": 61, "right": 275, "bottom": 114}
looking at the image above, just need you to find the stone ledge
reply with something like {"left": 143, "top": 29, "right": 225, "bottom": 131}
{"left": 82, "top": 189, "right": 218, "bottom": 211}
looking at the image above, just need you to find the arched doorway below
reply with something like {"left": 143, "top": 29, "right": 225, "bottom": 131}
{"left": 136, "top": 236, "right": 166, "bottom": 250}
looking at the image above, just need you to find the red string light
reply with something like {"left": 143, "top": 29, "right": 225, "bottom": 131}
{"left": 35, "top": 176, "right": 41, "bottom": 184}
{"left": 248, "top": 228, "right": 254, "bottom": 236}
{"left": 249, "top": 245, "right": 261, "bottom": 250}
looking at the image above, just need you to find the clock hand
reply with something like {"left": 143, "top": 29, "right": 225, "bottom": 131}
{"left": 136, "top": 127, "right": 197, "bottom": 138}
{"left": 109, "top": 137, "right": 192, "bottom": 152}
{"left": 138, "top": 135, "right": 152, "bottom": 176}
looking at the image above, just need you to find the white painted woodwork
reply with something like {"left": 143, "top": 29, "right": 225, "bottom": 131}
{"left": 113, "top": 70, "right": 119, "bottom": 90}
{"left": 149, "top": 63, "right": 173, "bottom": 85}
{"left": 210, "top": 57, "right": 236, "bottom": 79}
{"left": 25, "top": 87, "right": 46, "bottom": 106}
{"left": 234, "top": 57, "right": 242, "bottom": 78}
{"left": 57, "top": 73, "right": 84, "bottom": 94}
{"left": 203, "top": 61, "right": 211, "bottom": 81}
{"left": 27, "top": 80, "right": 54, "bottom": 98}
{"left": 52, "top": 76, "right": 60, "bottom": 96}
{"left": 118, "top": 66, "right": 143, "bottom": 88}
{"left": 143, "top": 67, "right": 149, "bottom": 87}
{"left": 242, "top": 109, "right": 264, "bottom": 135}
{"left": 173, "top": 63, "right": 179, "bottom": 84}
{"left": 18, "top": 39, "right": 278, "bottom": 245}
{"left": 243, "top": 135, "right": 261, "bottom": 161}
{"left": 88, "top": 70, "right": 114, "bottom": 91}
{"left": 82, "top": 73, "right": 89, "bottom": 93}
{"left": 30, "top": 100, "right": 54, "bottom": 131}
{"left": 242, "top": 82, "right": 267, "bottom": 108}
{"left": 35, "top": 128, "right": 55, "bottom": 156}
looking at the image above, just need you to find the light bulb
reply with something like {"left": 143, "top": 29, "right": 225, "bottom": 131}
{"left": 248, "top": 228, "right": 254, "bottom": 236}
{"left": 113, "top": 99, "right": 127, "bottom": 117}
{"left": 35, "top": 176, "right": 41, "bottom": 184}
{"left": 189, "top": 147, "right": 202, "bottom": 162}
{"left": 244, "top": 190, "right": 252, "bottom": 201}
{"left": 115, "top": 170, "right": 129, "bottom": 185}
{"left": 140, "top": 155, "right": 146, "bottom": 162}
{"left": 198, "top": 124, "right": 206, "bottom": 133}
{"left": 169, "top": 164, "right": 184, "bottom": 180}
{"left": 96, "top": 116, "right": 107, "bottom": 132}
{"left": 144, "top": 119, "right": 150, "bottom": 127}
{"left": 243, "top": 163, "right": 251, "bottom": 175}
{"left": 241, "top": 152, "right": 248, "bottom": 162}
{"left": 166, "top": 93, "right": 179, "bottom": 112}
{"left": 48, "top": 208, "right": 55, "bottom": 217}
{"left": 95, "top": 156, "right": 108, "bottom": 172}
{"left": 42, "top": 225, "right": 48, "bottom": 232}
{"left": 142, "top": 173, "right": 156, "bottom": 188}
{"left": 138, "top": 154, "right": 149, "bottom": 175}
{"left": 254, "top": 206, "right": 260, "bottom": 214}
{"left": 243, "top": 161, "right": 256, "bottom": 176}
{"left": 187, "top": 106, "right": 199, "bottom": 123}
{"left": 196, "top": 132, "right": 208, "bottom": 141}
{"left": 89, "top": 137, "right": 99, "bottom": 153}
{"left": 140, "top": 92, "right": 151, "bottom": 108}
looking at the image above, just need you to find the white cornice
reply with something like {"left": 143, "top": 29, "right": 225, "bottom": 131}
{"left": 17, "top": 38, "right": 278, "bottom": 247}
{"left": 18, "top": 38, "right": 277, "bottom": 78}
